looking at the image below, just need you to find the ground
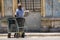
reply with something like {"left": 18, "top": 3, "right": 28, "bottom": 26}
{"left": 0, "top": 33, "right": 60, "bottom": 40}
{"left": 0, "top": 36, "right": 60, "bottom": 40}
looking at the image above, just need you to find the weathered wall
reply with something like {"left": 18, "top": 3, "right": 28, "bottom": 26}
{"left": 24, "top": 12, "right": 41, "bottom": 32}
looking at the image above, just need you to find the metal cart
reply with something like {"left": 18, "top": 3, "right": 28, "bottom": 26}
{"left": 7, "top": 17, "right": 25, "bottom": 38}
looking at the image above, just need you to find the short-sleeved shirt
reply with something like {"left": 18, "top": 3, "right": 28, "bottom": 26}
{"left": 16, "top": 8, "right": 24, "bottom": 18}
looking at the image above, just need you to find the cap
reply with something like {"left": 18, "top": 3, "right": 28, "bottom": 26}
{"left": 18, "top": 3, "right": 21, "bottom": 6}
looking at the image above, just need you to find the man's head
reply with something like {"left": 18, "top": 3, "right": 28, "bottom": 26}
{"left": 18, "top": 3, "right": 22, "bottom": 10}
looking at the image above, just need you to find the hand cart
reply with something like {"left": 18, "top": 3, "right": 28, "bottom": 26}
{"left": 7, "top": 17, "right": 25, "bottom": 38}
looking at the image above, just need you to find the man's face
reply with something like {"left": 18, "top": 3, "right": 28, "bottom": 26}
{"left": 18, "top": 6, "right": 22, "bottom": 10}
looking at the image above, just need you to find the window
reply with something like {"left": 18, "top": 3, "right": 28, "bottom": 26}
{"left": 4, "top": 0, "right": 13, "bottom": 17}
{"left": 19, "top": 0, "right": 41, "bottom": 12}
{"left": 53, "top": 0, "right": 60, "bottom": 17}
{"left": 45, "top": 0, "right": 60, "bottom": 17}
{"left": 45, "top": 0, "right": 53, "bottom": 17}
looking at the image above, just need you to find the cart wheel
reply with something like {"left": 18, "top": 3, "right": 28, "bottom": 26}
{"left": 14, "top": 33, "right": 20, "bottom": 38}
{"left": 8, "top": 33, "right": 11, "bottom": 38}
{"left": 21, "top": 32, "right": 25, "bottom": 38}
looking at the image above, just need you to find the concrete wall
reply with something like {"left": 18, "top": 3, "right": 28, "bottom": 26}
{"left": 24, "top": 12, "right": 41, "bottom": 32}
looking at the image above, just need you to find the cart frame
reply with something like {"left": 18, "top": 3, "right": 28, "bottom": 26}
{"left": 7, "top": 17, "right": 25, "bottom": 38}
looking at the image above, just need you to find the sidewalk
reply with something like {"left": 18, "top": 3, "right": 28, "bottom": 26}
{"left": 0, "top": 33, "right": 60, "bottom": 36}
{"left": 25, "top": 33, "right": 60, "bottom": 36}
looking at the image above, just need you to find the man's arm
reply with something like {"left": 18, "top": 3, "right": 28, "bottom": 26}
{"left": 15, "top": 9, "right": 18, "bottom": 17}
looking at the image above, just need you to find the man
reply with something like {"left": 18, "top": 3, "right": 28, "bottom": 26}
{"left": 14, "top": 3, "right": 25, "bottom": 38}
{"left": 15, "top": 3, "right": 25, "bottom": 27}
{"left": 8, "top": 3, "right": 25, "bottom": 38}
{"left": 15, "top": 3, "right": 24, "bottom": 17}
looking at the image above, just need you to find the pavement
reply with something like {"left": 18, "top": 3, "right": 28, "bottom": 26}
{"left": 1, "top": 33, "right": 60, "bottom": 36}
{"left": 0, "top": 33, "right": 60, "bottom": 40}
{"left": 0, "top": 36, "right": 60, "bottom": 40}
